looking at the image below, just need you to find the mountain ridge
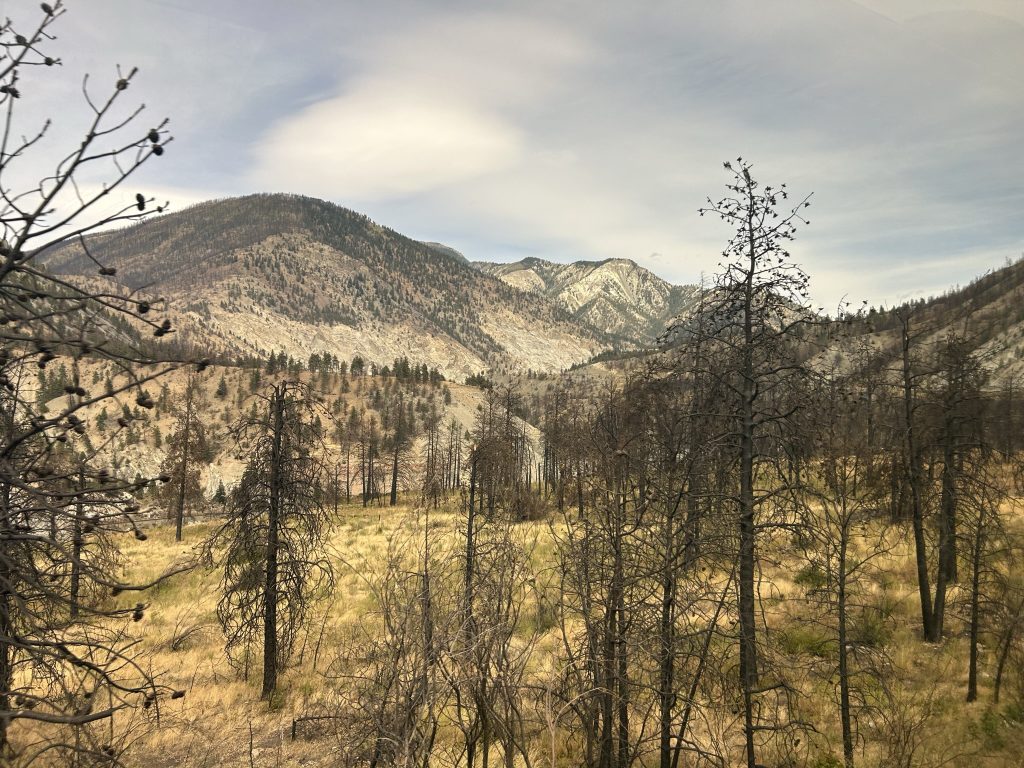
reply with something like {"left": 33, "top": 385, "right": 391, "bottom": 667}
{"left": 41, "top": 192, "right": 1024, "bottom": 385}
{"left": 41, "top": 194, "right": 619, "bottom": 379}
{"left": 473, "top": 256, "right": 702, "bottom": 342}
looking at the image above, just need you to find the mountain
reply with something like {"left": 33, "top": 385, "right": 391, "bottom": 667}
{"left": 473, "top": 257, "right": 700, "bottom": 343}
{"left": 41, "top": 194, "right": 612, "bottom": 379}
{"left": 40, "top": 190, "right": 1024, "bottom": 386}
{"left": 421, "top": 241, "right": 470, "bottom": 264}
{"left": 574, "top": 254, "right": 1024, "bottom": 388}
{"left": 851, "top": 256, "right": 1024, "bottom": 385}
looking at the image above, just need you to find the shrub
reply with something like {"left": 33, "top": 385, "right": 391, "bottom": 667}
{"left": 779, "top": 622, "right": 832, "bottom": 657}
{"left": 794, "top": 563, "right": 828, "bottom": 592}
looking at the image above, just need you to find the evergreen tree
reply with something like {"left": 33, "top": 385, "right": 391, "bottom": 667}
{"left": 160, "top": 374, "right": 210, "bottom": 540}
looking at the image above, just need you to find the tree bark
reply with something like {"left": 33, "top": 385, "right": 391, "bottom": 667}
{"left": 261, "top": 386, "right": 285, "bottom": 700}
{"left": 70, "top": 469, "right": 84, "bottom": 619}
{"left": 174, "top": 382, "right": 195, "bottom": 542}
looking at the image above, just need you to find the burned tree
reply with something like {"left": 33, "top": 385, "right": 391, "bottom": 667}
{"left": 385, "top": 394, "right": 415, "bottom": 506}
{"left": 801, "top": 356, "right": 893, "bottom": 768}
{"left": 693, "top": 159, "right": 814, "bottom": 767}
{"left": 0, "top": 2, "right": 185, "bottom": 762}
{"left": 207, "top": 381, "right": 333, "bottom": 699}
{"left": 160, "top": 371, "right": 210, "bottom": 540}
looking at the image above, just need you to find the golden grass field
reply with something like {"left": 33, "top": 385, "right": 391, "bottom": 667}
{"left": 68, "top": 495, "right": 1024, "bottom": 768}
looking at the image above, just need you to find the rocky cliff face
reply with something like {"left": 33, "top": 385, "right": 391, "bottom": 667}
{"left": 474, "top": 257, "right": 700, "bottom": 343}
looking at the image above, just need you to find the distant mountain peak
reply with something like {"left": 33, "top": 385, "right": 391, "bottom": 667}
{"left": 473, "top": 256, "right": 700, "bottom": 343}
{"left": 420, "top": 241, "right": 469, "bottom": 264}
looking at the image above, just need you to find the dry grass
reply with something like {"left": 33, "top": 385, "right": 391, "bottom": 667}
{"left": 12, "top": 496, "right": 1024, "bottom": 767}
{"left": 101, "top": 505, "right": 407, "bottom": 768}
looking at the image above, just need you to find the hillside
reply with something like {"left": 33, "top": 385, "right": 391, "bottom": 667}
{"left": 41, "top": 195, "right": 612, "bottom": 380}
{"left": 35, "top": 361, "right": 525, "bottom": 510}
{"left": 555, "top": 254, "right": 1024, "bottom": 388}
{"left": 830, "top": 256, "right": 1024, "bottom": 386}
{"left": 474, "top": 256, "right": 701, "bottom": 343}
{"left": 37, "top": 192, "right": 1024, "bottom": 388}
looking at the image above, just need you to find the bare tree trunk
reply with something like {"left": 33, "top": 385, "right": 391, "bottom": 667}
{"left": 333, "top": 462, "right": 340, "bottom": 516}
{"left": 261, "top": 386, "right": 285, "bottom": 700}
{"left": 931, "top": 438, "right": 954, "bottom": 640}
{"left": 175, "top": 382, "right": 195, "bottom": 542}
{"left": 616, "top": 582, "right": 629, "bottom": 768}
{"left": 967, "top": 503, "right": 985, "bottom": 702}
{"left": 70, "top": 469, "right": 84, "bottom": 619}
{"left": 390, "top": 446, "right": 399, "bottom": 506}
{"left": 466, "top": 456, "right": 477, "bottom": 627}
{"left": 615, "top": 480, "right": 629, "bottom": 768}
{"left": 838, "top": 533, "right": 854, "bottom": 768}
{"left": 658, "top": 512, "right": 676, "bottom": 768}
{"left": 345, "top": 445, "right": 351, "bottom": 503}
{"left": 0, "top": 480, "right": 12, "bottom": 753}
{"left": 939, "top": 438, "right": 959, "bottom": 585}
{"left": 466, "top": 461, "right": 478, "bottom": 768}
{"left": 600, "top": 593, "right": 616, "bottom": 768}
{"left": 360, "top": 438, "right": 367, "bottom": 508}
{"left": 937, "top": 505, "right": 950, "bottom": 643}
{"left": 901, "top": 317, "right": 935, "bottom": 641}
{"left": 672, "top": 569, "right": 734, "bottom": 768}
{"left": 739, "top": 220, "right": 759, "bottom": 768}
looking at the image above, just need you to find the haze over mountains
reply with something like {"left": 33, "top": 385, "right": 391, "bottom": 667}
{"left": 41, "top": 192, "right": 1024, "bottom": 383}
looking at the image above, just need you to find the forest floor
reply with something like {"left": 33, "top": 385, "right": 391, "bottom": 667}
{"left": 38, "top": 500, "right": 1024, "bottom": 768}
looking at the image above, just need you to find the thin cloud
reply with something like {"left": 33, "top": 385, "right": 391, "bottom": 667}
{"left": 247, "top": 10, "right": 591, "bottom": 201}
{"left": 249, "top": 82, "right": 524, "bottom": 201}
{"left": 14, "top": 0, "right": 1024, "bottom": 310}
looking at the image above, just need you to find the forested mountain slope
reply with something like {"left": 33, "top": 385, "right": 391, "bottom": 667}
{"left": 842, "top": 256, "right": 1024, "bottom": 385}
{"left": 42, "top": 194, "right": 611, "bottom": 379}
{"left": 41, "top": 193, "right": 1024, "bottom": 384}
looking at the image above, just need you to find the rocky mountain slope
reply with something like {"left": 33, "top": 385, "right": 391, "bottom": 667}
{"left": 473, "top": 257, "right": 700, "bottom": 342}
{"left": 570, "top": 254, "right": 1024, "bottom": 389}
{"left": 38, "top": 361, "right": 513, "bottom": 510}
{"left": 39, "top": 191, "right": 1024, "bottom": 388}
{"left": 42, "top": 194, "right": 615, "bottom": 379}
{"left": 855, "top": 256, "right": 1024, "bottom": 385}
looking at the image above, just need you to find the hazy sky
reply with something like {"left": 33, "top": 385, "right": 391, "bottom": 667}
{"left": 9, "top": 0, "right": 1023, "bottom": 310}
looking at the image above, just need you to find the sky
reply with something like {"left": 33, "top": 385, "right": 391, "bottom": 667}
{"left": 5, "top": 0, "right": 1023, "bottom": 311}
